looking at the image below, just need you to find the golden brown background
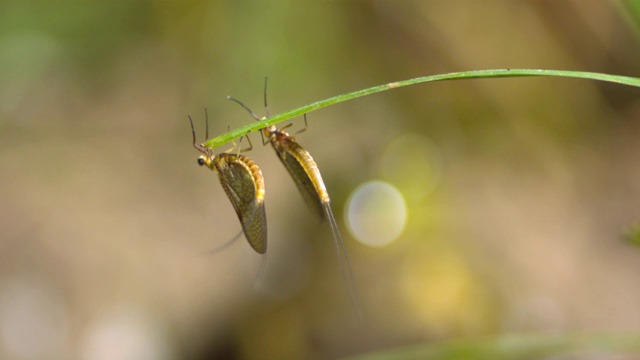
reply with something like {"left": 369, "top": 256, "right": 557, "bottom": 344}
{"left": 1, "top": 1, "right": 639, "bottom": 359}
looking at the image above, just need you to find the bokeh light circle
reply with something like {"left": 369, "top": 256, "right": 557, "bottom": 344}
{"left": 345, "top": 180, "right": 407, "bottom": 247}
{"left": 380, "top": 133, "right": 442, "bottom": 201}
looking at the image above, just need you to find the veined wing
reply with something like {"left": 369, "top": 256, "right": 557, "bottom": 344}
{"left": 214, "top": 153, "right": 267, "bottom": 254}
{"left": 271, "top": 133, "right": 361, "bottom": 319}
{"left": 271, "top": 136, "right": 326, "bottom": 221}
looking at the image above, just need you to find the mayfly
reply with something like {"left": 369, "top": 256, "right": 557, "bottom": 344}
{"left": 189, "top": 110, "right": 267, "bottom": 254}
{"left": 227, "top": 80, "right": 361, "bottom": 318}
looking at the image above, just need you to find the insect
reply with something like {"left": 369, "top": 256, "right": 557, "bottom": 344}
{"left": 227, "top": 80, "right": 361, "bottom": 318}
{"left": 189, "top": 110, "right": 267, "bottom": 254}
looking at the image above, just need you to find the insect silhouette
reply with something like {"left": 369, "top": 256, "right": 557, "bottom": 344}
{"left": 189, "top": 110, "right": 267, "bottom": 254}
{"left": 227, "top": 79, "right": 361, "bottom": 318}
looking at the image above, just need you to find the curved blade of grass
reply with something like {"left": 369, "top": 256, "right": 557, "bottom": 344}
{"left": 203, "top": 69, "right": 640, "bottom": 148}
{"left": 343, "top": 332, "right": 640, "bottom": 360}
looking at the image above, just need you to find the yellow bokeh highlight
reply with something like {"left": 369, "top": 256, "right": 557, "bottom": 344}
{"left": 380, "top": 134, "right": 442, "bottom": 202}
{"left": 400, "top": 245, "right": 492, "bottom": 335}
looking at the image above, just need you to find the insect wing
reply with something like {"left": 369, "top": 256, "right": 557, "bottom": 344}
{"left": 272, "top": 139, "right": 326, "bottom": 220}
{"left": 215, "top": 154, "right": 267, "bottom": 254}
{"left": 273, "top": 135, "right": 362, "bottom": 319}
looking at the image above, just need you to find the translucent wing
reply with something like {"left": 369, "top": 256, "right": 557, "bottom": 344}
{"left": 224, "top": 91, "right": 361, "bottom": 317}
{"left": 271, "top": 134, "right": 326, "bottom": 221}
{"left": 214, "top": 153, "right": 267, "bottom": 254}
{"left": 270, "top": 133, "right": 361, "bottom": 319}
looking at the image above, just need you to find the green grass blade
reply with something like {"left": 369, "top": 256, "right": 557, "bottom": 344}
{"left": 343, "top": 332, "right": 640, "bottom": 360}
{"left": 202, "top": 69, "right": 640, "bottom": 148}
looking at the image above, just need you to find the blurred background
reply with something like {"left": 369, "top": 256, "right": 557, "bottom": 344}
{"left": 1, "top": 1, "right": 640, "bottom": 359}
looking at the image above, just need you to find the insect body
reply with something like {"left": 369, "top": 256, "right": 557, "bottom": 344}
{"left": 228, "top": 82, "right": 361, "bottom": 318}
{"left": 190, "top": 112, "right": 267, "bottom": 254}
{"left": 266, "top": 126, "right": 326, "bottom": 220}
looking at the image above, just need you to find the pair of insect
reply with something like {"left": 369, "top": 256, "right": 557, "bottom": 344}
{"left": 189, "top": 82, "right": 360, "bottom": 317}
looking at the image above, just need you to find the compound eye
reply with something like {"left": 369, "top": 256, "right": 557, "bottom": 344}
{"left": 197, "top": 158, "right": 205, "bottom": 166}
